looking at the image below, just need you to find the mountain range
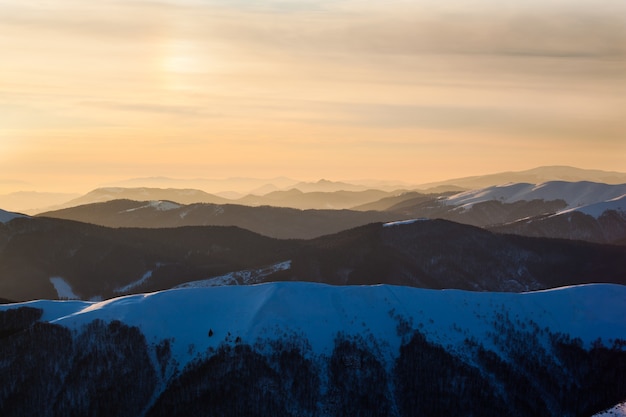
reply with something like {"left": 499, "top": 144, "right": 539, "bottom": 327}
{"left": 4, "top": 165, "right": 625, "bottom": 214}
{"left": 34, "top": 180, "right": 626, "bottom": 244}
{"left": 36, "top": 199, "right": 399, "bottom": 239}
{"left": 2, "top": 165, "right": 626, "bottom": 416}
{"left": 1, "top": 216, "right": 625, "bottom": 302}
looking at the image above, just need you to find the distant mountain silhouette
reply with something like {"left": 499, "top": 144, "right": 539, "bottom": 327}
{"left": 417, "top": 166, "right": 626, "bottom": 189}
{"left": 291, "top": 179, "right": 372, "bottom": 192}
{"left": 235, "top": 188, "right": 394, "bottom": 209}
{"left": 38, "top": 181, "right": 626, "bottom": 244}
{"left": 102, "top": 176, "right": 301, "bottom": 194}
{"left": 57, "top": 187, "right": 231, "bottom": 209}
{"left": 38, "top": 200, "right": 399, "bottom": 239}
{"left": 0, "top": 191, "right": 80, "bottom": 214}
{"left": 36, "top": 186, "right": 412, "bottom": 213}
{"left": 352, "top": 191, "right": 448, "bottom": 211}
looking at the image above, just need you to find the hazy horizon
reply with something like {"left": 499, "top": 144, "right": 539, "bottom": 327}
{"left": 2, "top": 0, "right": 625, "bottom": 194}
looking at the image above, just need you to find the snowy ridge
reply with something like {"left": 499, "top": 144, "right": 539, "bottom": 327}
{"left": 557, "top": 194, "right": 626, "bottom": 219}
{"left": 114, "top": 270, "right": 154, "bottom": 294}
{"left": 122, "top": 200, "right": 181, "bottom": 213}
{"left": 0, "top": 208, "right": 26, "bottom": 223}
{"left": 174, "top": 260, "right": 292, "bottom": 288}
{"left": 445, "top": 181, "right": 626, "bottom": 209}
{"left": 5, "top": 282, "right": 626, "bottom": 369}
{"left": 383, "top": 218, "right": 428, "bottom": 227}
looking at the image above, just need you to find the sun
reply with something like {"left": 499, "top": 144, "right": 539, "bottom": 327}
{"left": 159, "top": 39, "right": 204, "bottom": 90}
{"left": 162, "top": 39, "right": 199, "bottom": 74}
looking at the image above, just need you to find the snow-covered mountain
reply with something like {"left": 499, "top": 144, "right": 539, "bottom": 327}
{"left": 445, "top": 181, "right": 626, "bottom": 209}
{"left": 17, "top": 282, "right": 625, "bottom": 367}
{"left": 1, "top": 282, "right": 625, "bottom": 416}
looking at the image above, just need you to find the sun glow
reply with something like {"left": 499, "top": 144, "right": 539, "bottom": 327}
{"left": 159, "top": 39, "right": 207, "bottom": 90}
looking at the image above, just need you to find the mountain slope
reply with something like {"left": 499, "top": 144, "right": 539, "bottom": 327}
{"left": 289, "top": 219, "right": 626, "bottom": 291}
{"left": 2, "top": 216, "right": 626, "bottom": 301}
{"left": 379, "top": 193, "right": 568, "bottom": 227}
{"left": 1, "top": 282, "right": 625, "bottom": 416}
{"left": 21, "top": 282, "right": 625, "bottom": 365}
{"left": 0, "top": 217, "right": 295, "bottom": 301}
{"left": 490, "top": 195, "right": 626, "bottom": 245}
{"left": 351, "top": 191, "right": 436, "bottom": 211}
{"left": 354, "top": 182, "right": 626, "bottom": 243}
{"left": 562, "top": 194, "right": 626, "bottom": 218}
{"left": 444, "top": 181, "right": 626, "bottom": 209}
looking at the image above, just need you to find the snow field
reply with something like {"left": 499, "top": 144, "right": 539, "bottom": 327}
{"left": 3, "top": 282, "right": 625, "bottom": 371}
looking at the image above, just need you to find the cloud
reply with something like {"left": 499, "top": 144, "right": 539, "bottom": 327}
{"left": 4, "top": 0, "right": 625, "bottom": 60}
{"left": 265, "top": 100, "right": 625, "bottom": 143}
{"left": 189, "top": 3, "right": 626, "bottom": 60}
{"left": 2, "top": 0, "right": 624, "bottom": 187}
{"left": 0, "top": 179, "right": 30, "bottom": 186}
{"left": 82, "top": 101, "right": 216, "bottom": 118}
{"left": 0, "top": 3, "right": 163, "bottom": 40}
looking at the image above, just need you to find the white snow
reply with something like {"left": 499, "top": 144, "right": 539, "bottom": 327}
{"left": 122, "top": 200, "right": 181, "bottom": 213}
{"left": 0, "top": 208, "right": 26, "bottom": 223}
{"left": 175, "top": 261, "right": 292, "bottom": 288}
{"left": 383, "top": 218, "right": 429, "bottom": 227}
{"left": 149, "top": 200, "right": 180, "bottom": 211}
{"left": 3, "top": 282, "right": 625, "bottom": 370}
{"left": 114, "top": 270, "right": 153, "bottom": 294}
{"left": 49, "top": 277, "right": 79, "bottom": 300}
{"left": 445, "top": 181, "right": 626, "bottom": 209}
{"left": 593, "top": 402, "right": 626, "bottom": 417}
{"left": 556, "top": 194, "right": 626, "bottom": 219}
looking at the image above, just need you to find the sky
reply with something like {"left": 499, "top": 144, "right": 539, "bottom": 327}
{"left": 1, "top": 0, "right": 625, "bottom": 193}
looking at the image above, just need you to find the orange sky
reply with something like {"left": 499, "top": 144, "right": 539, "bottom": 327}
{"left": 1, "top": 0, "right": 625, "bottom": 193}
